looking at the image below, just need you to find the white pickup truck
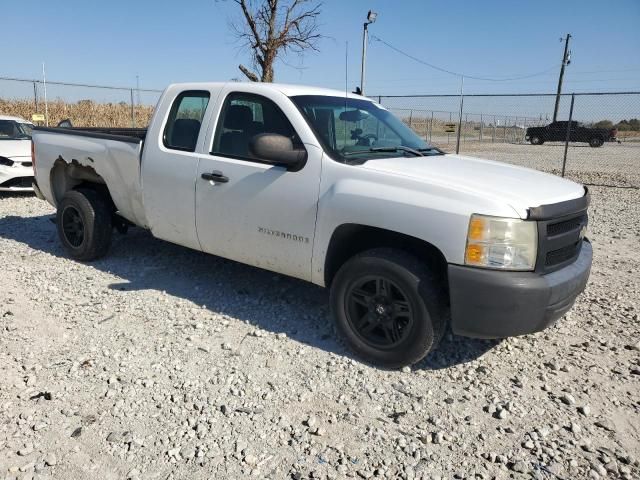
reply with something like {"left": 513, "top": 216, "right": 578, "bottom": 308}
{"left": 31, "top": 82, "right": 592, "bottom": 367}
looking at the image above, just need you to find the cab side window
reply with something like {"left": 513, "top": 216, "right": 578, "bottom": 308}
{"left": 163, "top": 91, "right": 210, "bottom": 152}
{"left": 212, "top": 92, "right": 300, "bottom": 160}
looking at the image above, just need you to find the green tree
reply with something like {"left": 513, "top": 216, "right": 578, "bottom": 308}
{"left": 593, "top": 120, "right": 614, "bottom": 129}
{"left": 616, "top": 120, "right": 631, "bottom": 131}
{"left": 615, "top": 119, "right": 640, "bottom": 131}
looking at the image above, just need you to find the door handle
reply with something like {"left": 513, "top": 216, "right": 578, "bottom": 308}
{"left": 201, "top": 171, "right": 229, "bottom": 183}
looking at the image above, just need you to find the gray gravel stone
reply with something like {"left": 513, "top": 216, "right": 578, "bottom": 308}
{"left": 0, "top": 187, "right": 638, "bottom": 479}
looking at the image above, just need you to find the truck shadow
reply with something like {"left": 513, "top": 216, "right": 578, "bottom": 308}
{"left": 0, "top": 213, "right": 497, "bottom": 370}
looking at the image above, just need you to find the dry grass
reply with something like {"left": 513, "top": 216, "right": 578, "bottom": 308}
{"left": 0, "top": 98, "right": 154, "bottom": 128}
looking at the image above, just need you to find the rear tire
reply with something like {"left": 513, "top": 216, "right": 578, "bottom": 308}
{"left": 529, "top": 135, "right": 544, "bottom": 145}
{"left": 330, "top": 248, "right": 447, "bottom": 368}
{"left": 56, "top": 188, "right": 113, "bottom": 261}
{"left": 589, "top": 137, "right": 603, "bottom": 148}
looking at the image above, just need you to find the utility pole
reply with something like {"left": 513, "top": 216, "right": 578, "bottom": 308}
{"left": 42, "top": 63, "right": 49, "bottom": 127}
{"left": 552, "top": 34, "right": 571, "bottom": 123}
{"left": 360, "top": 10, "right": 377, "bottom": 96}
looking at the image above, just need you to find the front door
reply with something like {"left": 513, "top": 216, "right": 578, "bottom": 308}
{"left": 195, "top": 89, "right": 322, "bottom": 281}
{"left": 548, "top": 121, "right": 567, "bottom": 141}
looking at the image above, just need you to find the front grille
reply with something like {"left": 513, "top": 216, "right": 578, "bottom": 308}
{"left": 546, "top": 241, "right": 581, "bottom": 267}
{"left": 547, "top": 215, "right": 586, "bottom": 236}
{"left": 0, "top": 176, "right": 33, "bottom": 188}
{"left": 536, "top": 211, "right": 587, "bottom": 273}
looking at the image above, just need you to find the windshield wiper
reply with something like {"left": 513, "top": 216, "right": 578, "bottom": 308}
{"left": 343, "top": 146, "right": 424, "bottom": 157}
{"left": 417, "top": 147, "right": 445, "bottom": 155}
{"left": 371, "top": 146, "right": 424, "bottom": 156}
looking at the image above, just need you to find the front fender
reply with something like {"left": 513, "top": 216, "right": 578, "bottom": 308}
{"left": 310, "top": 163, "right": 518, "bottom": 286}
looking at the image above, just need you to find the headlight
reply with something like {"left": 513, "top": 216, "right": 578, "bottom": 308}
{"left": 465, "top": 214, "right": 537, "bottom": 270}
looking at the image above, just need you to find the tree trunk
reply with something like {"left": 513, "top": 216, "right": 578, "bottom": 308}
{"left": 261, "top": 50, "right": 276, "bottom": 82}
{"left": 261, "top": 65, "right": 274, "bottom": 82}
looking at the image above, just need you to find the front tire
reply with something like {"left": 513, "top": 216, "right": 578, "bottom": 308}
{"left": 330, "top": 248, "right": 447, "bottom": 368}
{"left": 56, "top": 188, "right": 113, "bottom": 261}
{"left": 529, "top": 135, "right": 544, "bottom": 145}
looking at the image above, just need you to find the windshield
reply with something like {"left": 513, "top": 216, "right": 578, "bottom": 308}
{"left": 0, "top": 121, "right": 34, "bottom": 140}
{"left": 291, "top": 95, "right": 441, "bottom": 162}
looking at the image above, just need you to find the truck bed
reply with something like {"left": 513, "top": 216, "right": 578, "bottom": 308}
{"left": 32, "top": 126, "right": 148, "bottom": 229}
{"left": 34, "top": 126, "right": 147, "bottom": 143}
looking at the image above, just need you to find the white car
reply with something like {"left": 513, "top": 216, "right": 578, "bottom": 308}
{"left": 32, "top": 82, "right": 591, "bottom": 367}
{"left": 0, "top": 115, "right": 35, "bottom": 191}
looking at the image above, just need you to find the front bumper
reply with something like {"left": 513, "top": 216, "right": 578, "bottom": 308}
{"left": 448, "top": 240, "right": 592, "bottom": 338}
{"left": 0, "top": 163, "right": 34, "bottom": 191}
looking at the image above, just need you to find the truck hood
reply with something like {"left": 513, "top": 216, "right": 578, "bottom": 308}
{"left": 361, "top": 153, "right": 586, "bottom": 218}
{"left": 0, "top": 139, "right": 31, "bottom": 159}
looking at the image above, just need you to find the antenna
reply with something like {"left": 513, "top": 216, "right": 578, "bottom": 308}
{"left": 345, "top": 41, "right": 348, "bottom": 99}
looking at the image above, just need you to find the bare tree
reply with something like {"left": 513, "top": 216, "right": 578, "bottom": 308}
{"left": 229, "top": 0, "right": 322, "bottom": 82}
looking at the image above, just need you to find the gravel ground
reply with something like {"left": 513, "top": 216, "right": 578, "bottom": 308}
{"left": 1, "top": 184, "right": 639, "bottom": 480}
{"left": 433, "top": 142, "right": 640, "bottom": 189}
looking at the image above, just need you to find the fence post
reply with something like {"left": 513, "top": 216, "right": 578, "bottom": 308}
{"left": 33, "top": 82, "right": 38, "bottom": 113}
{"left": 463, "top": 113, "right": 468, "bottom": 145}
{"left": 429, "top": 111, "right": 433, "bottom": 143}
{"left": 130, "top": 89, "right": 135, "bottom": 128}
{"left": 479, "top": 113, "right": 483, "bottom": 142}
{"left": 493, "top": 116, "right": 496, "bottom": 143}
{"left": 455, "top": 76, "right": 464, "bottom": 154}
{"left": 408, "top": 109, "right": 413, "bottom": 131}
{"left": 378, "top": 95, "right": 382, "bottom": 104}
{"left": 448, "top": 112, "right": 452, "bottom": 145}
{"left": 561, "top": 94, "right": 575, "bottom": 177}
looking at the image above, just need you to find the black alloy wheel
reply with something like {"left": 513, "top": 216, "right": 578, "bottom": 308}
{"left": 330, "top": 248, "right": 447, "bottom": 368}
{"left": 61, "top": 205, "right": 85, "bottom": 248}
{"left": 346, "top": 275, "right": 414, "bottom": 349}
{"left": 56, "top": 188, "right": 113, "bottom": 261}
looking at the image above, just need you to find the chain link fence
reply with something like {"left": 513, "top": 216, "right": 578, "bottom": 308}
{"left": 1, "top": 77, "right": 637, "bottom": 188}
{"left": 0, "top": 76, "right": 162, "bottom": 129}
{"left": 377, "top": 92, "right": 640, "bottom": 188}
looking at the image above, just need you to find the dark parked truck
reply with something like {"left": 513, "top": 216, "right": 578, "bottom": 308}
{"left": 526, "top": 121, "right": 617, "bottom": 148}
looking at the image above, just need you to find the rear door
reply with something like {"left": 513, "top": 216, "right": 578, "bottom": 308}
{"left": 194, "top": 86, "right": 323, "bottom": 281}
{"left": 141, "top": 89, "right": 212, "bottom": 250}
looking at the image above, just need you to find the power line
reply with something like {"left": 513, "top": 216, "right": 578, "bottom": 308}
{"left": 0, "top": 75, "right": 162, "bottom": 93}
{"left": 370, "top": 34, "right": 560, "bottom": 82}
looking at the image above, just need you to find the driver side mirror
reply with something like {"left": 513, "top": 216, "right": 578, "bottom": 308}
{"left": 249, "top": 133, "right": 307, "bottom": 172}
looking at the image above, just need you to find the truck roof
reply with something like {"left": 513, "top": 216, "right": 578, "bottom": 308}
{"left": 0, "top": 115, "right": 32, "bottom": 123}
{"left": 165, "top": 82, "right": 371, "bottom": 101}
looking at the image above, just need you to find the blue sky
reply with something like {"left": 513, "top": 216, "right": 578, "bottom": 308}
{"left": 3, "top": 0, "right": 639, "bottom": 98}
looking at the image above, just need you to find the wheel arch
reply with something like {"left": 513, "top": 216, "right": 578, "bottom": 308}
{"left": 324, "top": 223, "right": 449, "bottom": 293}
{"left": 50, "top": 158, "right": 113, "bottom": 207}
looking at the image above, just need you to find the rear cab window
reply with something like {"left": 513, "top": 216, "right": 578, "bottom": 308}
{"left": 163, "top": 91, "right": 210, "bottom": 152}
